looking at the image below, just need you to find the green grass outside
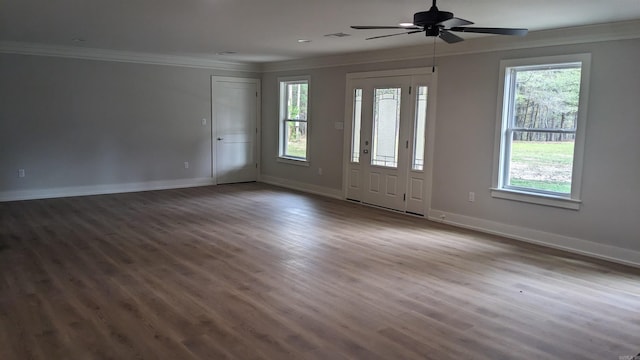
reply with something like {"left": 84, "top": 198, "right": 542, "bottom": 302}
{"left": 285, "top": 139, "right": 307, "bottom": 158}
{"left": 511, "top": 141, "right": 574, "bottom": 165}
{"left": 509, "top": 141, "right": 574, "bottom": 194}
{"left": 509, "top": 179, "right": 571, "bottom": 193}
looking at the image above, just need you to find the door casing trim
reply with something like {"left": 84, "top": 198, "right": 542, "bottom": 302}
{"left": 342, "top": 67, "right": 438, "bottom": 217}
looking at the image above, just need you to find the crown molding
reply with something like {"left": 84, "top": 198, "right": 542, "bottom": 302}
{"left": 0, "top": 41, "right": 261, "bottom": 73}
{"left": 2, "top": 19, "right": 639, "bottom": 74}
{"left": 262, "top": 19, "right": 640, "bottom": 73}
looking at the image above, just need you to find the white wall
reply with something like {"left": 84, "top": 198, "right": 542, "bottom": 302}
{"left": 260, "top": 37, "right": 640, "bottom": 263}
{"left": 0, "top": 53, "right": 257, "bottom": 199}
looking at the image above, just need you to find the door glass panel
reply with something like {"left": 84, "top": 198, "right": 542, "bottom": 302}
{"left": 412, "top": 86, "right": 428, "bottom": 170}
{"left": 372, "top": 88, "right": 401, "bottom": 168}
{"left": 351, "top": 88, "right": 362, "bottom": 163}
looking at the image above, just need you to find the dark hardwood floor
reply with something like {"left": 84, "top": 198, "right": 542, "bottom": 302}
{"left": 1, "top": 183, "right": 639, "bottom": 359}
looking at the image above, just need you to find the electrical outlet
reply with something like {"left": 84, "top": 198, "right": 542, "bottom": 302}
{"left": 440, "top": 213, "right": 446, "bottom": 221}
{"left": 318, "top": 167, "right": 323, "bottom": 175}
{"left": 18, "top": 169, "right": 25, "bottom": 178}
{"left": 184, "top": 162, "right": 189, "bottom": 169}
{"left": 201, "top": 118, "right": 207, "bottom": 126}
{"left": 468, "top": 192, "right": 475, "bottom": 202}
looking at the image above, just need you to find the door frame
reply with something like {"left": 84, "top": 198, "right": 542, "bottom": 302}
{"left": 342, "top": 68, "right": 438, "bottom": 216}
{"left": 210, "top": 76, "right": 262, "bottom": 184}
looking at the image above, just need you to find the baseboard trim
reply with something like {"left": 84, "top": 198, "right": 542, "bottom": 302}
{"left": 0, "top": 177, "right": 216, "bottom": 202}
{"left": 427, "top": 209, "right": 640, "bottom": 268}
{"left": 259, "top": 175, "right": 343, "bottom": 200}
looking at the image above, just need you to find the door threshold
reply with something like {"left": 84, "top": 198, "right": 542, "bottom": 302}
{"left": 355, "top": 201, "right": 425, "bottom": 218}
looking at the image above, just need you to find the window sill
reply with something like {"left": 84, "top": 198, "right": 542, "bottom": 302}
{"left": 277, "top": 157, "right": 310, "bottom": 167}
{"left": 490, "top": 188, "right": 581, "bottom": 210}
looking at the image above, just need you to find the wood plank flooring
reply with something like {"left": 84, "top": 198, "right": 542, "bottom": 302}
{"left": 1, "top": 182, "right": 639, "bottom": 359}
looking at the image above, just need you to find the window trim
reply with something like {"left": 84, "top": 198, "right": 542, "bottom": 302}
{"left": 491, "top": 53, "right": 591, "bottom": 210}
{"left": 278, "top": 75, "right": 310, "bottom": 163}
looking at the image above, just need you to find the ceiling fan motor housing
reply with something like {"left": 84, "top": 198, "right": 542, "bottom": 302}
{"left": 351, "top": 0, "right": 527, "bottom": 42}
{"left": 413, "top": 9, "right": 453, "bottom": 27}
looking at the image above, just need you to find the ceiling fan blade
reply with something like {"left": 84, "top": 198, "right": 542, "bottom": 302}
{"left": 439, "top": 30, "right": 464, "bottom": 44}
{"left": 438, "top": 17, "right": 474, "bottom": 28}
{"left": 449, "top": 27, "right": 528, "bottom": 36}
{"left": 352, "top": 25, "right": 421, "bottom": 30}
{"left": 366, "top": 31, "right": 422, "bottom": 40}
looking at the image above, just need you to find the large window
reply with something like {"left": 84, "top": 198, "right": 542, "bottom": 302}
{"left": 279, "top": 77, "right": 309, "bottom": 161}
{"left": 492, "top": 54, "right": 591, "bottom": 209}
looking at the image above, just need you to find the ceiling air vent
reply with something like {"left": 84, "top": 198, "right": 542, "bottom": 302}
{"left": 324, "top": 32, "right": 351, "bottom": 38}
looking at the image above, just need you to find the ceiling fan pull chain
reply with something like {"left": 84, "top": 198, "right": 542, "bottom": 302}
{"left": 432, "top": 36, "right": 436, "bottom": 73}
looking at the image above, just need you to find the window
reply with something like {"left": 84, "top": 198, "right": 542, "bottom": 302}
{"left": 351, "top": 88, "right": 363, "bottom": 163}
{"left": 492, "top": 54, "right": 591, "bottom": 209}
{"left": 279, "top": 77, "right": 309, "bottom": 162}
{"left": 412, "top": 85, "right": 428, "bottom": 171}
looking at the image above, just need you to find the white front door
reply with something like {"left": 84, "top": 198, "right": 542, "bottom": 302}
{"left": 344, "top": 70, "right": 436, "bottom": 215}
{"left": 360, "top": 76, "right": 412, "bottom": 210}
{"left": 212, "top": 77, "right": 260, "bottom": 184}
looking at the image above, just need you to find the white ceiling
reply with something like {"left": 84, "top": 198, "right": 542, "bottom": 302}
{"left": 2, "top": 0, "right": 640, "bottom": 63}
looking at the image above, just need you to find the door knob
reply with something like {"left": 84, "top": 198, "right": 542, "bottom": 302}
{"left": 363, "top": 149, "right": 369, "bottom": 154}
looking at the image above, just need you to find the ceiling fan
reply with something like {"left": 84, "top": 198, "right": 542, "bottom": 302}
{"left": 351, "top": 0, "right": 528, "bottom": 43}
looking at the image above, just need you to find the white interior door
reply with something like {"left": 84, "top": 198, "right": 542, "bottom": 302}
{"left": 212, "top": 77, "right": 260, "bottom": 184}
{"left": 344, "top": 70, "right": 436, "bottom": 215}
